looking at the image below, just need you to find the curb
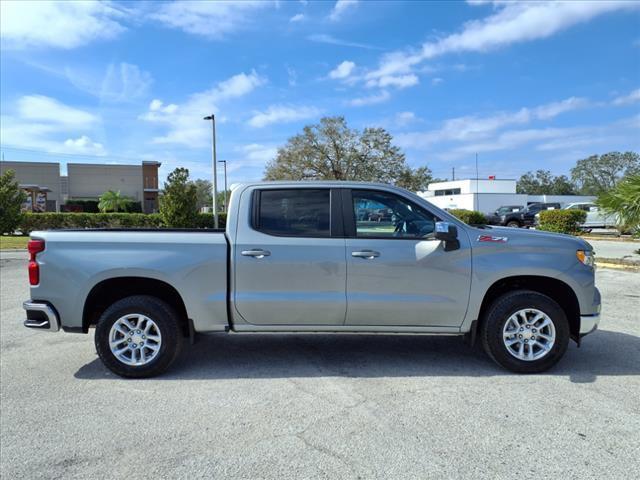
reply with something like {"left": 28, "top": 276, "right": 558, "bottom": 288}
{"left": 596, "top": 257, "right": 640, "bottom": 272}
{"left": 582, "top": 236, "right": 639, "bottom": 243}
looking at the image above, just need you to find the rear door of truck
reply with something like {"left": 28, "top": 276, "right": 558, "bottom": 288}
{"left": 232, "top": 186, "right": 347, "bottom": 326}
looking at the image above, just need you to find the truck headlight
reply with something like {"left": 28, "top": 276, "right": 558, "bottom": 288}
{"left": 576, "top": 250, "right": 594, "bottom": 268}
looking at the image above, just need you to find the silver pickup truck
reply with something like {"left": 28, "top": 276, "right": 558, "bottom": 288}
{"left": 23, "top": 182, "right": 601, "bottom": 377}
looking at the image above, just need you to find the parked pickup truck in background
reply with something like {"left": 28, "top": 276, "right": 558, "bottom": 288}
{"left": 490, "top": 202, "right": 562, "bottom": 228}
{"left": 535, "top": 202, "right": 617, "bottom": 230}
{"left": 486, "top": 205, "right": 525, "bottom": 227}
{"left": 23, "top": 182, "right": 601, "bottom": 377}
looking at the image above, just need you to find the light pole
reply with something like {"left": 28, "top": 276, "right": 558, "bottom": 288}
{"left": 218, "top": 160, "right": 228, "bottom": 213}
{"left": 203, "top": 114, "right": 218, "bottom": 228}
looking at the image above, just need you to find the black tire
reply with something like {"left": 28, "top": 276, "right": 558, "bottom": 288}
{"left": 480, "top": 290, "right": 569, "bottom": 373}
{"left": 95, "top": 295, "right": 183, "bottom": 378}
{"left": 506, "top": 220, "right": 520, "bottom": 228}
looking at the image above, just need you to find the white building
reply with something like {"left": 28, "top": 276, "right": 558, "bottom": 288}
{"left": 419, "top": 178, "right": 595, "bottom": 214}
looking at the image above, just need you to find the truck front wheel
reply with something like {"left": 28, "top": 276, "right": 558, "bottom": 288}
{"left": 481, "top": 290, "right": 569, "bottom": 373}
{"left": 95, "top": 295, "right": 183, "bottom": 378}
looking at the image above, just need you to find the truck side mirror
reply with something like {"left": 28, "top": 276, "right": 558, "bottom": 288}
{"left": 435, "top": 222, "right": 460, "bottom": 251}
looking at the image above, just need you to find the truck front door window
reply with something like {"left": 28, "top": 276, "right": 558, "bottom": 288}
{"left": 352, "top": 190, "right": 436, "bottom": 238}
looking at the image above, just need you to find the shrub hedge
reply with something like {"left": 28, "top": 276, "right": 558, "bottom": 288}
{"left": 448, "top": 209, "right": 486, "bottom": 225}
{"left": 538, "top": 209, "right": 587, "bottom": 235}
{"left": 18, "top": 212, "right": 227, "bottom": 235}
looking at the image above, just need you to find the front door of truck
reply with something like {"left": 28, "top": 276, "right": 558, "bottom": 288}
{"left": 343, "top": 189, "right": 472, "bottom": 327}
{"left": 233, "top": 187, "right": 347, "bottom": 326}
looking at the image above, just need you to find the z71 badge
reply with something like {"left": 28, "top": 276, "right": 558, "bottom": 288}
{"left": 477, "top": 235, "right": 508, "bottom": 243}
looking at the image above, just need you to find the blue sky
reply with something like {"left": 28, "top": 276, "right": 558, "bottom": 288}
{"left": 1, "top": 0, "right": 639, "bottom": 186}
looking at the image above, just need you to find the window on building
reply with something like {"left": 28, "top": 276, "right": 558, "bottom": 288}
{"left": 254, "top": 189, "right": 331, "bottom": 237}
{"left": 434, "top": 188, "right": 461, "bottom": 196}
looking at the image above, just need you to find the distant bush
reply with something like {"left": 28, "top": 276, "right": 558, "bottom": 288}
{"left": 449, "top": 209, "right": 486, "bottom": 225}
{"left": 18, "top": 212, "right": 226, "bottom": 235}
{"left": 194, "top": 212, "right": 227, "bottom": 229}
{"left": 19, "top": 213, "right": 163, "bottom": 235}
{"left": 538, "top": 209, "right": 587, "bottom": 235}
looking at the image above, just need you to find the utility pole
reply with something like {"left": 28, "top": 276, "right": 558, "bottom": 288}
{"left": 475, "top": 153, "right": 479, "bottom": 212}
{"left": 218, "top": 160, "right": 228, "bottom": 213}
{"left": 203, "top": 114, "right": 218, "bottom": 228}
{"left": 452, "top": 167, "right": 455, "bottom": 181}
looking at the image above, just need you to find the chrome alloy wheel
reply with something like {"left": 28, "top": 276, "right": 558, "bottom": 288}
{"left": 109, "top": 314, "right": 162, "bottom": 366}
{"left": 502, "top": 308, "right": 556, "bottom": 361}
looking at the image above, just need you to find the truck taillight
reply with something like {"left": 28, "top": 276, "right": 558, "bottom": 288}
{"left": 28, "top": 239, "right": 45, "bottom": 286}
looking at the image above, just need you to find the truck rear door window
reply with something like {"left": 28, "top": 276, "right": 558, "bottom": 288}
{"left": 254, "top": 189, "right": 331, "bottom": 237}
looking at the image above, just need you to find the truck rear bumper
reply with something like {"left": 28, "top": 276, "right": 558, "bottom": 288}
{"left": 23, "top": 301, "right": 60, "bottom": 332}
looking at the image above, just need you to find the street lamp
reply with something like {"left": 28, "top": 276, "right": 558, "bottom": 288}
{"left": 218, "top": 160, "right": 228, "bottom": 213}
{"left": 203, "top": 114, "right": 218, "bottom": 228}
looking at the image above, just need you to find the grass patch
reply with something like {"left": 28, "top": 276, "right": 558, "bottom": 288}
{"left": 0, "top": 235, "right": 28, "bottom": 250}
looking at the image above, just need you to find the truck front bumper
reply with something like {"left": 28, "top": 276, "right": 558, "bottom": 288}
{"left": 23, "top": 301, "right": 60, "bottom": 332}
{"left": 579, "top": 287, "right": 601, "bottom": 337}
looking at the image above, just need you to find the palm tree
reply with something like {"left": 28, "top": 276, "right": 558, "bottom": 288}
{"left": 597, "top": 173, "right": 640, "bottom": 233}
{"left": 98, "top": 190, "right": 132, "bottom": 213}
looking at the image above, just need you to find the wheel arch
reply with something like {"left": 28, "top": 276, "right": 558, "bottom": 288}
{"left": 82, "top": 277, "right": 190, "bottom": 336}
{"left": 477, "top": 275, "right": 580, "bottom": 343}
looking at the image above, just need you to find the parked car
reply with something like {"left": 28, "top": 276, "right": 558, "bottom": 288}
{"left": 519, "top": 202, "right": 562, "bottom": 227}
{"left": 564, "top": 202, "right": 617, "bottom": 229}
{"left": 488, "top": 203, "right": 560, "bottom": 228}
{"left": 533, "top": 202, "right": 617, "bottom": 229}
{"left": 486, "top": 205, "right": 525, "bottom": 227}
{"left": 23, "top": 182, "right": 600, "bottom": 377}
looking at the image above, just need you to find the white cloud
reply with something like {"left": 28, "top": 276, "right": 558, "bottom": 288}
{"left": 286, "top": 66, "right": 298, "bottom": 87}
{"left": 532, "top": 96, "right": 589, "bottom": 119}
{"left": 248, "top": 105, "right": 322, "bottom": 128}
{"left": 18, "top": 95, "right": 98, "bottom": 127}
{"left": 65, "top": 62, "right": 153, "bottom": 103}
{"left": 364, "top": 1, "right": 638, "bottom": 86}
{"left": 140, "top": 71, "right": 265, "bottom": 146}
{"left": 396, "top": 96, "right": 590, "bottom": 149}
{"left": 63, "top": 135, "right": 106, "bottom": 155}
{"left": 290, "top": 13, "right": 305, "bottom": 23}
{"left": 347, "top": 91, "right": 390, "bottom": 107}
{"left": 395, "top": 111, "right": 418, "bottom": 127}
{"left": 612, "top": 88, "right": 640, "bottom": 106}
{"left": 236, "top": 144, "right": 279, "bottom": 166}
{"left": 329, "top": 61, "right": 356, "bottom": 79}
{"left": 431, "top": 77, "right": 444, "bottom": 86}
{"left": 329, "top": 0, "right": 358, "bottom": 22}
{"left": 1, "top": 95, "right": 104, "bottom": 154}
{"left": 149, "top": 1, "right": 268, "bottom": 39}
{"left": 366, "top": 74, "right": 419, "bottom": 89}
{"left": 0, "top": 0, "right": 126, "bottom": 49}
{"left": 307, "top": 33, "right": 379, "bottom": 50}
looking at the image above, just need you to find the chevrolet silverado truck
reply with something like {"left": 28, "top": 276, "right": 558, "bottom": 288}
{"left": 23, "top": 182, "right": 601, "bottom": 378}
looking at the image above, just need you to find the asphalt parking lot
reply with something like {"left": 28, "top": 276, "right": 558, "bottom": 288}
{"left": 1, "top": 253, "right": 639, "bottom": 479}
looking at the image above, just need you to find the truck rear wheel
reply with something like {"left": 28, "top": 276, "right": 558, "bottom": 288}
{"left": 480, "top": 290, "right": 569, "bottom": 373}
{"left": 95, "top": 295, "right": 183, "bottom": 378}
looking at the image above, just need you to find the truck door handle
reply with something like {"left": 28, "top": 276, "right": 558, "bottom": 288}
{"left": 351, "top": 250, "right": 380, "bottom": 259}
{"left": 241, "top": 249, "right": 271, "bottom": 258}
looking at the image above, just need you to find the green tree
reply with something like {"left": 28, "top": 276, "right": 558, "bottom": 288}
{"left": 264, "top": 116, "right": 432, "bottom": 190}
{"left": 160, "top": 167, "right": 198, "bottom": 227}
{"left": 0, "top": 169, "right": 27, "bottom": 235}
{"left": 597, "top": 173, "right": 640, "bottom": 232}
{"left": 571, "top": 151, "right": 640, "bottom": 195}
{"left": 192, "top": 179, "right": 213, "bottom": 210}
{"left": 516, "top": 170, "right": 576, "bottom": 195}
{"left": 98, "top": 190, "right": 132, "bottom": 212}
